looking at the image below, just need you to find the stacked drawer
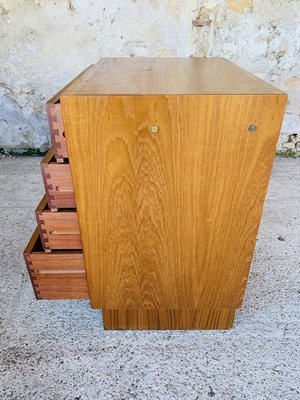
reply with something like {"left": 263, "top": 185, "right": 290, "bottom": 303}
{"left": 23, "top": 99, "right": 89, "bottom": 300}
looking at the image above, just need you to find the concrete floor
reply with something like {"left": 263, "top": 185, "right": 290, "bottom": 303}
{"left": 0, "top": 156, "right": 299, "bottom": 400}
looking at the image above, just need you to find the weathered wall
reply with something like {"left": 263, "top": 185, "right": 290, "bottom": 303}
{"left": 0, "top": 0, "right": 299, "bottom": 153}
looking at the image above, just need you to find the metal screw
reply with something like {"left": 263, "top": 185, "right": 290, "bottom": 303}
{"left": 151, "top": 125, "right": 159, "bottom": 134}
{"left": 248, "top": 125, "right": 257, "bottom": 133}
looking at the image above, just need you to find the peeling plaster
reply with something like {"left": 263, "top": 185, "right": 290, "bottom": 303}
{"left": 227, "top": 0, "right": 252, "bottom": 12}
{"left": 0, "top": 0, "right": 299, "bottom": 152}
{"left": 0, "top": 4, "right": 9, "bottom": 15}
{"left": 192, "top": 8, "right": 213, "bottom": 27}
{"left": 285, "top": 77, "right": 300, "bottom": 89}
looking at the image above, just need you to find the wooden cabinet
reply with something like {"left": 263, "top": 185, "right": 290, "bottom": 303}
{"left": 24, "top": 58, "right": 287, "bottom": 330}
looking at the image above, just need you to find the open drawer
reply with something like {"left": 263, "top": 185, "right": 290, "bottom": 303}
{"left": 36, "top": 195, "right": 82, "bottom": 251}
{"left": 46, "top": 100, "right": 67, "bottom": 162}
{"left": 46, "top": 64, "right": 94, "bottom": 162}
{"left": 23, "top": 228, "right": 88, "bottom": 300}
{"left": 41, "top": 148, "right": 75, "bottom": 210}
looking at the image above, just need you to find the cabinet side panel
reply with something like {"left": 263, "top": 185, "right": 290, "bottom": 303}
{"left": 175, "top": 95, "right": 286, "bottom": 308}
{"left": 61, "top": 94, "right": 286, "bottom": 309}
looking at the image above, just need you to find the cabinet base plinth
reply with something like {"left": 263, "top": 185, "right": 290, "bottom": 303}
{"left": 102, "top": 308, "right": 236, "bottom": 330}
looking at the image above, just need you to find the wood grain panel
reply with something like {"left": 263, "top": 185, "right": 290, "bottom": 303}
{"left": 61, "top": 94, "right": 286, "bottom": 310}
{"left": 62, "top": 58, "right": 284, "bottom": 96}
{"left": 102, "top": 308, "right": 236, "bottom": 330}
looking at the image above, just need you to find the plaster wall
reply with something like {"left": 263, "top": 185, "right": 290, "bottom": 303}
{"left": 0, "top": 0, "right": 299, "bottom": 152}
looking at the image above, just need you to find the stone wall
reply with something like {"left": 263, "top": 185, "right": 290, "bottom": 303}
{"left": 1, "top": 0, "right": 299, "bottom": 154}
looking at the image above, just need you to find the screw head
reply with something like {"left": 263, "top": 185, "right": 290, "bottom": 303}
{"left": 248, "top": 124, "right": 257, "bottom": 133}
{"left": 151, "top": 125, "right": 159, "bottom": 134}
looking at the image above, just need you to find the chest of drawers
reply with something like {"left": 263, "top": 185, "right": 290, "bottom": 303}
{"left": 24, "top": 57, "right": 287, "bottom": 329}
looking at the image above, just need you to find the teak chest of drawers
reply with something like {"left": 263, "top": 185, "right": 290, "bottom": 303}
{"left": 24, "top": 57, "right": 287, "bottom": 330}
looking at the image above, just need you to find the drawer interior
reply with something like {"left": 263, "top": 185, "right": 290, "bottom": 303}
{"left": 41, "top": 148, "right": 69, "bottom": 166}
{"left": 36, "top": 194, "right": 75, "bottom": 214}
{"left": 24, "top": 227, "right": 82, "bottom": 257}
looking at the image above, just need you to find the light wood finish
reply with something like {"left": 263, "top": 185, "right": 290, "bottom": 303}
{"left": 62, "top": 57, "right": 284, "bottom": 96}
{"left": 24, "top": 228, "right": 88, "bottom": 300}
{"left": 46, "top": 102, "right": 66, "bottom": 162}
{"left": 47, "top": 64, "right": 94, "bottom": 161}
{"left": 61, "top": 91, "right": 287, "bottom": 311}
{"left": 102, "top": 308, "right": 236, "bottom": 330}
{"left": 36, "top": 195, "right": 82, "bottom": 251}
{"left": 40, "top": 148, "right": 75, "bottom": 210}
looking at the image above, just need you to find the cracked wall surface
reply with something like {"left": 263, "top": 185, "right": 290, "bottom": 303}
{"left": 0, "top": 0, "right": 299, "bottom": 153}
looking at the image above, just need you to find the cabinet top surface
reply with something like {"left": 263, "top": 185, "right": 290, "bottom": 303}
{"left": 61, "top": 57, "right": 285, "bottom": 96}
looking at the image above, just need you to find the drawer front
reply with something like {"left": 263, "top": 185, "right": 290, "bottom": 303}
{"left": 36, "top": 195, "right": 82, "bottom": 250}
{"left": 47, "top": 102, "right": 68, "bottom": 161}
{"left": 41, "top": 149, "right": 75, "bottom": 210}
{"left": 24, "top": 228, "right": 88, "bottom": 300}
{"left": 32, "top": 273, "right": 88, "bottom": 300}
